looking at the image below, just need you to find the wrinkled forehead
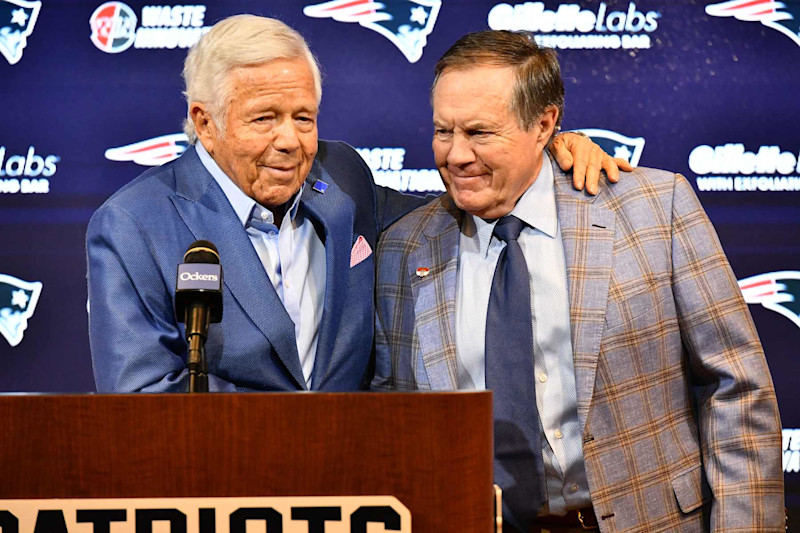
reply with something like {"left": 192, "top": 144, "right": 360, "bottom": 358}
{"left": 224, "top": 54, "right": 320, "bottom": 94}
{"left": 223, "top": 58, "right": 321, "bottom": 108}
{"left": 432, "top": 66, "right": 515, "bottom": 116}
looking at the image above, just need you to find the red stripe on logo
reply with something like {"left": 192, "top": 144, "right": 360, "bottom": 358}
{"left": 127, "top": 141, "right": 170, "bottom": 154}
{"left": 740, "top": 279, "right": 773, "bottom": 290}
{"left": 721, "top": 0, "right": 771, "bottom": 11}
{"left": 319, "top": 0, "right": 370, "bottom": 13}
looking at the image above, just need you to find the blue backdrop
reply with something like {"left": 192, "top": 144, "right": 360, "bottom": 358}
{"left": 2, "top": 0, "right": 798, "bottom": 518}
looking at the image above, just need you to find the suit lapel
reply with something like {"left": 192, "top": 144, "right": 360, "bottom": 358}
{"left": 408, "top": 198, "right": 462, "bottom": 391}
{"left": 554, "top": 163, "right": 615, "bottom": 432}
{"left": 300, "top": 162, "right": 354, "bottom": 390}
{"left": 170, "top": 147, "right": 306, "bottom": 389}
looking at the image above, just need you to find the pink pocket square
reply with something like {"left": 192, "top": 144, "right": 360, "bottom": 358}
{"left": 350, "top": 235, "right": 373, "bottom": 267}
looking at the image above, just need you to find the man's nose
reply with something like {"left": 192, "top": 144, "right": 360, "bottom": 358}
{"left": 447, "top": 133, "right": 476, "bottom": 167}
{"left": 272, "top": 118, "right": 301, "bottom": 152}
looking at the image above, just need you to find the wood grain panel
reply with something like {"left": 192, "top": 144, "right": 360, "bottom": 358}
{"left": 0, "top": 392, "right": 493, "bottom": 531}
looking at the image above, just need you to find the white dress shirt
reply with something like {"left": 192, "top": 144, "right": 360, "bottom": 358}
{"left": 454, "top": 156, "right": 591, "bottom": 514}
{"left": 196, "top": 143, "right": 326, "bottom": 389}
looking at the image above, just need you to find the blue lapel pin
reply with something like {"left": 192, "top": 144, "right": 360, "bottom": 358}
{"left": 312, "top": 180, "right": 329, "bottom": 193}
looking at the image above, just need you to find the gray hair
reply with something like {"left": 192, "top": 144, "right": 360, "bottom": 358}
{"left": 432, "top": 30, "right": 564, "bottom": 134}
{"left": 182, "top": 15, "right": 322, "bottom": 143}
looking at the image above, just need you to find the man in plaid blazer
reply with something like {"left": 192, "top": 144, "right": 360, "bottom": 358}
{"left": 372, "top": 30, "right": 784, "bottom": 532}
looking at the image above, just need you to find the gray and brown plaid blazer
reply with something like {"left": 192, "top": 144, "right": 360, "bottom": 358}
{"left": 372, "top": 161, "right": 784, "bottom": 532}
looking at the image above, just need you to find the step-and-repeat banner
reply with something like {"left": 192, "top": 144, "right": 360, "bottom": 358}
{"left": 2, "top": 0, "right": 798, "bottom": 516}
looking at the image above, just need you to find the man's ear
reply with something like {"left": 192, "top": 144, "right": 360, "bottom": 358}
{"left": 537, "top": 105, "right": 560, "bottom": 147}
{"left": 190, "top": 102, "right": 217, "bottom": 154}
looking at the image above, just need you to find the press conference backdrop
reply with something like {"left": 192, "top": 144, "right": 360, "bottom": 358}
{"left": 1, "top": 0, "right": 798, "bottom": 513}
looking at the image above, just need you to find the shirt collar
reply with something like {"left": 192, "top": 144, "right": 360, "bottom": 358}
{"left": 466, "top": 154, "right": 558, "bottom": 258}
{"left": 195, "top": 141, "right": 305, "bottom": 228}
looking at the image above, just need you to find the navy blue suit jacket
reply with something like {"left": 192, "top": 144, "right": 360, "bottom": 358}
{"left": 87, "top": 141, "right": 425, "bottom": 392}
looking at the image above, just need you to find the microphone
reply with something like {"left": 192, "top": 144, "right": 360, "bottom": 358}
{"left": 175, "top": 240, "right": 223, "bottom": 393}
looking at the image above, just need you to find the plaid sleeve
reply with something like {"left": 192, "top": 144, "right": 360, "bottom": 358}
{"left": 670, "top": 174, "right": 785, "bottom": 531}
{"left": 371, "top": 206, "right": 426, "bottom": 391}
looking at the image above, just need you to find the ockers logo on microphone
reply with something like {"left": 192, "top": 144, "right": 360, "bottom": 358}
{"left": 89, "top": 2, "right": 211, "bottom": 53}
{"left": 176, "top": 263, "right": 221, "bottom": 292}
{"left": 180, "top": 271, "right": 218, "bottom": 282}
{"left": 488, "top": 2, "right": 661, "bottom": 50}
{"left": 0, "top": 146, "right": 58, "bottom": 194}
{"left": 690, "top": 143, "right": 800, "bottom": 193}
{"left": 356, "top": 147, "right": 445, "bottom": 194}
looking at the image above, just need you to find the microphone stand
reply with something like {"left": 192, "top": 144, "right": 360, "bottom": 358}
{"left": 186, "top": 303, "right": 210, "bottom": 393}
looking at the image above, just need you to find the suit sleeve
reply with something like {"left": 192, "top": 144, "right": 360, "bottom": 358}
{"left": 370, "top": 216, "right": 412, "bottom": 391}
{"left": 669, "top": 175, "right": 785, "bottom": 530}
{"left": 374, "top": 185, "right": 432, "bottom": 232}
{"left": 371, "top": 292, "right": 395, "bottom": 391}
{"left": 330, "top": 140, "right": 433, "bottom": 233}
{"left": 316, "top": 140, "right": 430, "bottom": 237}
{"left": 87, "top": 204, "right": 246, "bottom": 392}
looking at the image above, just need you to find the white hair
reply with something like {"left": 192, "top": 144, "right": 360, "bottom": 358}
{"left": 182, "top": 15, "right": 322, "bottom": 143}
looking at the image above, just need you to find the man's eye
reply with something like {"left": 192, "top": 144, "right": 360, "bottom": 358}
{"left": 434, "top": 128, "right": 451, "bottom": 136}
{"left": 253, "top": 113, "right": 278, "bottom": 123}
{"left": 470, "top": 130, "right": 491, "bottom": 137}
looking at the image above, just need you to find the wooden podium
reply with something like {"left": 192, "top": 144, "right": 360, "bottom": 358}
{"left": 0, "top": 392, "right": 493, "bottom": 531}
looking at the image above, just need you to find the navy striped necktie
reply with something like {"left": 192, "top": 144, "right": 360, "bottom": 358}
{"left": 485, "top": 214, "right": 545, "bottom": 531}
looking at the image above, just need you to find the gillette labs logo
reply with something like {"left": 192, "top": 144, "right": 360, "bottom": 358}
{"left": 691, "top": 143, "right": 800, "bottom": 192}
{"left": 488, "top": 2, "right": 661, "bottom": 49}
{"left": 0, "top": 146, "right": 57, "bottom": 194}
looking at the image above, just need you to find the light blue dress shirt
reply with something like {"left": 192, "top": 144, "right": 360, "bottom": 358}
{"left": 454, "top": 156, "right": 591, "bottom": 515}
{"left": 196, "top": 143, "right": 326, "bottom": 389}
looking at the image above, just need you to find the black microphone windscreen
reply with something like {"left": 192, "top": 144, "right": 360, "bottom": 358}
{"left": 176, "top": 239, "right": 223, "bottom": 325}
{"left": 184, "top": 240, "right": 219, "bottom": 264}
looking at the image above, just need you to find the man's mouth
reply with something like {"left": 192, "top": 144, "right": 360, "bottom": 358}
{"left": 263, "top": 164, "right": 297, "bottom": 179}
{"left": 449, "top": 172, "right": 488, "bottom": 182}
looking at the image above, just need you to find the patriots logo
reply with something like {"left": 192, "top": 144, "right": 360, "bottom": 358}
{"left": 575, "top": 128, "right": 645, "bottom": 167}
{"left": 303, "top": 0, "right": 442, "bottom": 63}
{"left": 0, "top": 273, "right": 42, "bottom": 347}
{"left": 105, "top": 133, "right": 189, "bottom": 166}
{"left": 0, "top": 0, "right": 41, "bottom": 65}
{"left": 706, "top": 0, "right": 800, "bottom": 47}
{"left": 739, "top": 270, "right": 800, "bottom": 329}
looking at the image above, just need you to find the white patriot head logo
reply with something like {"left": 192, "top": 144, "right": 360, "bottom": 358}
{"left": 0, "top": 0, "right": 41, "bottom": 65}
{"left": 0, "top": 273, "right": 42, "bottom": 346}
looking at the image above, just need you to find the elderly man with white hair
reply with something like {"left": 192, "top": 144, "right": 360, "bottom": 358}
{"left": 87, "top": 15, "right": 627, "bottom": 392}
